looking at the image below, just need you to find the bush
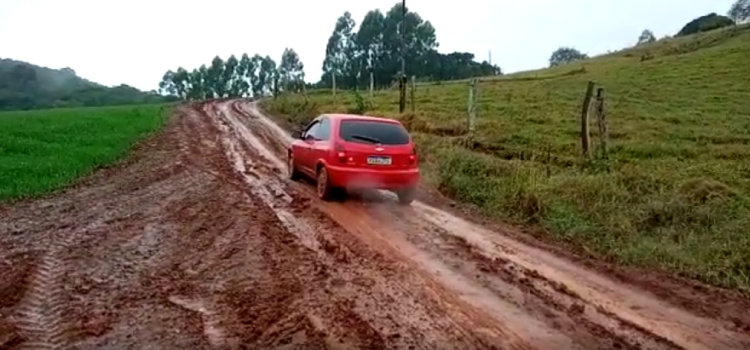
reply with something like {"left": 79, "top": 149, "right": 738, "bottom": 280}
{"left": 677, "top": 13, "right": 735, "bottom": 37}
{"left": 346, "top": 91, "right": 371, "bottom": 115}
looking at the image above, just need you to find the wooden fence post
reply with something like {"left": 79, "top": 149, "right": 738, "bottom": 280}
{"left": 467, "top": 78, "right": 478, "bottom": 139}
{"left": 580, "top": 81, "right": 595, "bottom": 158}
{"left": 594, "top": 87, "right": 608, "bottom": 160}
{"left": 399, "top": 74, "right": 406, "bottom": 113}
{"left": 332, "top": 73, "right": 337, "bottom": 97}
{"left": 410, "top": 75, "right": 416, "bottom": 113}
{"left": 369, "top": 71, "right": 374, "bottom": 98}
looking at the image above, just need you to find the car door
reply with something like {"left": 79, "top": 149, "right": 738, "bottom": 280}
{"left": 297, "top": 120, "right": 320, "bottom": 176}
{"left": 310, "top": 117, "right": 332, "bottom": 167}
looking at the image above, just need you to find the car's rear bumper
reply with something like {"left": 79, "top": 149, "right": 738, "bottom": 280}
{"left": 327, "top": 165, "right": 420, "bottom": 190}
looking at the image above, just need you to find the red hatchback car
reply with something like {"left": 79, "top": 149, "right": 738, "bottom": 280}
{"left": 287, "top": 114, "right": 420, "bottom": 205}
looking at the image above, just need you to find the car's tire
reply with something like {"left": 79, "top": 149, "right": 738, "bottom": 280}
{"left": 316, "top": 166, "right": 334, "bottom": 201}
{"left": 288, "top": 154, "right": 301, "bottom": 181}
{"left": 397, "top": 187, "right": 417, "bottom": 205}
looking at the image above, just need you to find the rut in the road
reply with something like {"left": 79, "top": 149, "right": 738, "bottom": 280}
{"left": 227, "top": 100, "right": 635, "bottom": 349}
{"left": 2, "top": 100, "right": 750, "bottom": 350}
{"left": 231, "top": 99, "right": 750, "bottom": 350}
{"left": 211, "top": 101, "right": 532, "bottom": 349}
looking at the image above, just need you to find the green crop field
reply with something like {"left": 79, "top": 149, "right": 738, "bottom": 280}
{"left": 0, "top": 104, "right": 169, "bottom": 202}
{"left": 266, "top": 24, "right": 750, "bottom": 292}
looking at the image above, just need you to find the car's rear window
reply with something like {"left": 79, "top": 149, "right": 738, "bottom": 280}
{"left": 338, "top": 120, "right": 410, "bottom": 145}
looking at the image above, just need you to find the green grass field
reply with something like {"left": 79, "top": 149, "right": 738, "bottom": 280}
{"left": 0, "top": 104, "right": 169, "bottom": 202}
{"left": 266, "top": 24, "right": 750, "bottom": 292}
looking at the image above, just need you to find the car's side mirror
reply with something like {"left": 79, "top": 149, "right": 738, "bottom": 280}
{"left": 291, "top": 130, "right": 302, "bottom": 139}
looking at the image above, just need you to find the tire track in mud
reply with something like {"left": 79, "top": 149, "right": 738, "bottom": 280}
{"left": 209, "top": 102, "right": 321, "bottom": 253}
{"left": 229, "top": 101, "right": 625, "bottom": 348}
{"left": 3, "top": 99, "right": 747, "bottom": 349}
{"left": 12, "top": 236, "right": 74, "bottom": 350}
{"left": 225, "top": 101, "right": 603, "bottom": 349}
{"left": 372, "top": 205, "right": 676, "bottom": 350}
{"left": 230, "top": 99, "right": 750, "bottom": 350}
{"left": 13, "top": 256, "right": 68, "bottom": 350}
{"left": 211, "top": 100, "right": 536, "bottom": 349}
{"left": 404, "top": 203, "right": 750, "bottom": 350}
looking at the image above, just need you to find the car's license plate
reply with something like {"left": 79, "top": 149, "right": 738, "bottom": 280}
{"left": 367, "top": 156, "right": 392, "bottom": 165}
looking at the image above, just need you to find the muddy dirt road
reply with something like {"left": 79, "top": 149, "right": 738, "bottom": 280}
{"left": 1, "top": 100, "right": 749, "bottom": 350}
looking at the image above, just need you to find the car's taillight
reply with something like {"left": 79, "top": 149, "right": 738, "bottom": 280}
{"left": 408, "top": 145, "right": 417, "bottom": 166}
{"left": 334, "top": 142, "right": 354, "bottom": 164}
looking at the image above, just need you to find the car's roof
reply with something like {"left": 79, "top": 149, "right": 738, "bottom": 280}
{"left": 322, "top": 113, "right": 399, "bottom": 123}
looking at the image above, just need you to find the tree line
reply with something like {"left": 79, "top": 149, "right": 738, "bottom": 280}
{"left": 158, "top": 2, "right": 502, "bottom": 100}
{"left": 159, "top": 0, "right": 750, "bottom": 99}
{"left": 318, "top": 3, "right": 501, "bottom": 90}
{"left": 158, "top": 48, "right": 305, "bottom": 100}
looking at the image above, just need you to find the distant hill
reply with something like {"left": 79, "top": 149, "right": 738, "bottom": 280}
{"left": 0, "top": 58, "right": 174, "bottom": 111}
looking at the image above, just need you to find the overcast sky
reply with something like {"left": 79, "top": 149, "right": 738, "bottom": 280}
{"left": 0, "top": 0, "right": 735, "bottom": 91}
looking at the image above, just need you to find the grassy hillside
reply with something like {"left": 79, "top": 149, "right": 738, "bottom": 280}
{"left": 0, "top": 104, "right": 169, "bottom": 201}
{"left": 0, "top": 58, "right": 172, "bottom": 111}
{"left": 265, "top": 24, "right": 750, "bottom": 292}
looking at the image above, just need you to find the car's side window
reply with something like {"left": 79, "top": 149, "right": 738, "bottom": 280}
{"left": 304, "top": 120, "right": 320, "bottom": 140}
{"left": 317, "top": 118, "right": 331, "bottom": 141}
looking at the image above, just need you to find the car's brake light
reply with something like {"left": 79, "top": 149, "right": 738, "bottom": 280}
{"left": 334, "top": 142, "right": 349, "bottom": 164}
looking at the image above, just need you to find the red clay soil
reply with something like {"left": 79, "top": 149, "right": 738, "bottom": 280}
{"left": 0, "top": 99, "right": 748, "bottom": 350}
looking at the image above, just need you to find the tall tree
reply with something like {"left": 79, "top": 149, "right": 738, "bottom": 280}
{"left": 172, "top": 67, "right": 191, "bottom": 100}
{"left": 187, "top": 66, "right": 207, "bottom": 100}
{"left": 278, "top": 48, "right": 305, "bottom": 93}
{"left": 237, "top": 53, "right": 252, "bottom": 97}
{"left": 250, "top": 54, "right": 264, "bottom": 97}
{"left": 223, "top": 54, "right": 240, "bottom": 97}
{"left": 322, "top": 12, "right": 356, "bottom": 92}
{"left": 379, "top": 3, "right": 438, "bottom": 84}
{"left": 258, "top": 56, "right": 277, "bottom": 97}
{"left": 158, "top": 70, "right": 176, "bottom": 96}
{"left": 355, "top": 10, "right": 386, "bottom": 88}
{"left": 206, "top": 56, "right": 225, "bottom": 98}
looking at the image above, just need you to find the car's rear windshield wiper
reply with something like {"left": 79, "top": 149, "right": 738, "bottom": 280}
{"left": 350, "top": 134, "right": 381, "bottom": 144}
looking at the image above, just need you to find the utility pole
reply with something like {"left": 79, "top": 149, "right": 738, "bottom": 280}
{"left": 398, "top": 0, "right": 406, "bottom": 113}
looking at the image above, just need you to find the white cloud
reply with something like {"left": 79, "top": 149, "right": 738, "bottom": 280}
{"left": 0, "top": 0, "right": 735, "bottom": 91}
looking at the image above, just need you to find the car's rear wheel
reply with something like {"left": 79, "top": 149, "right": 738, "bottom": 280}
{"left": 396, "top": 187, "right": 417, "bottom": 205}
{"left": 317, "top": 166, "right": 334, "bottom": 201}
{"left": 288, "top": 154, "right": 301, "bottom": 181}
